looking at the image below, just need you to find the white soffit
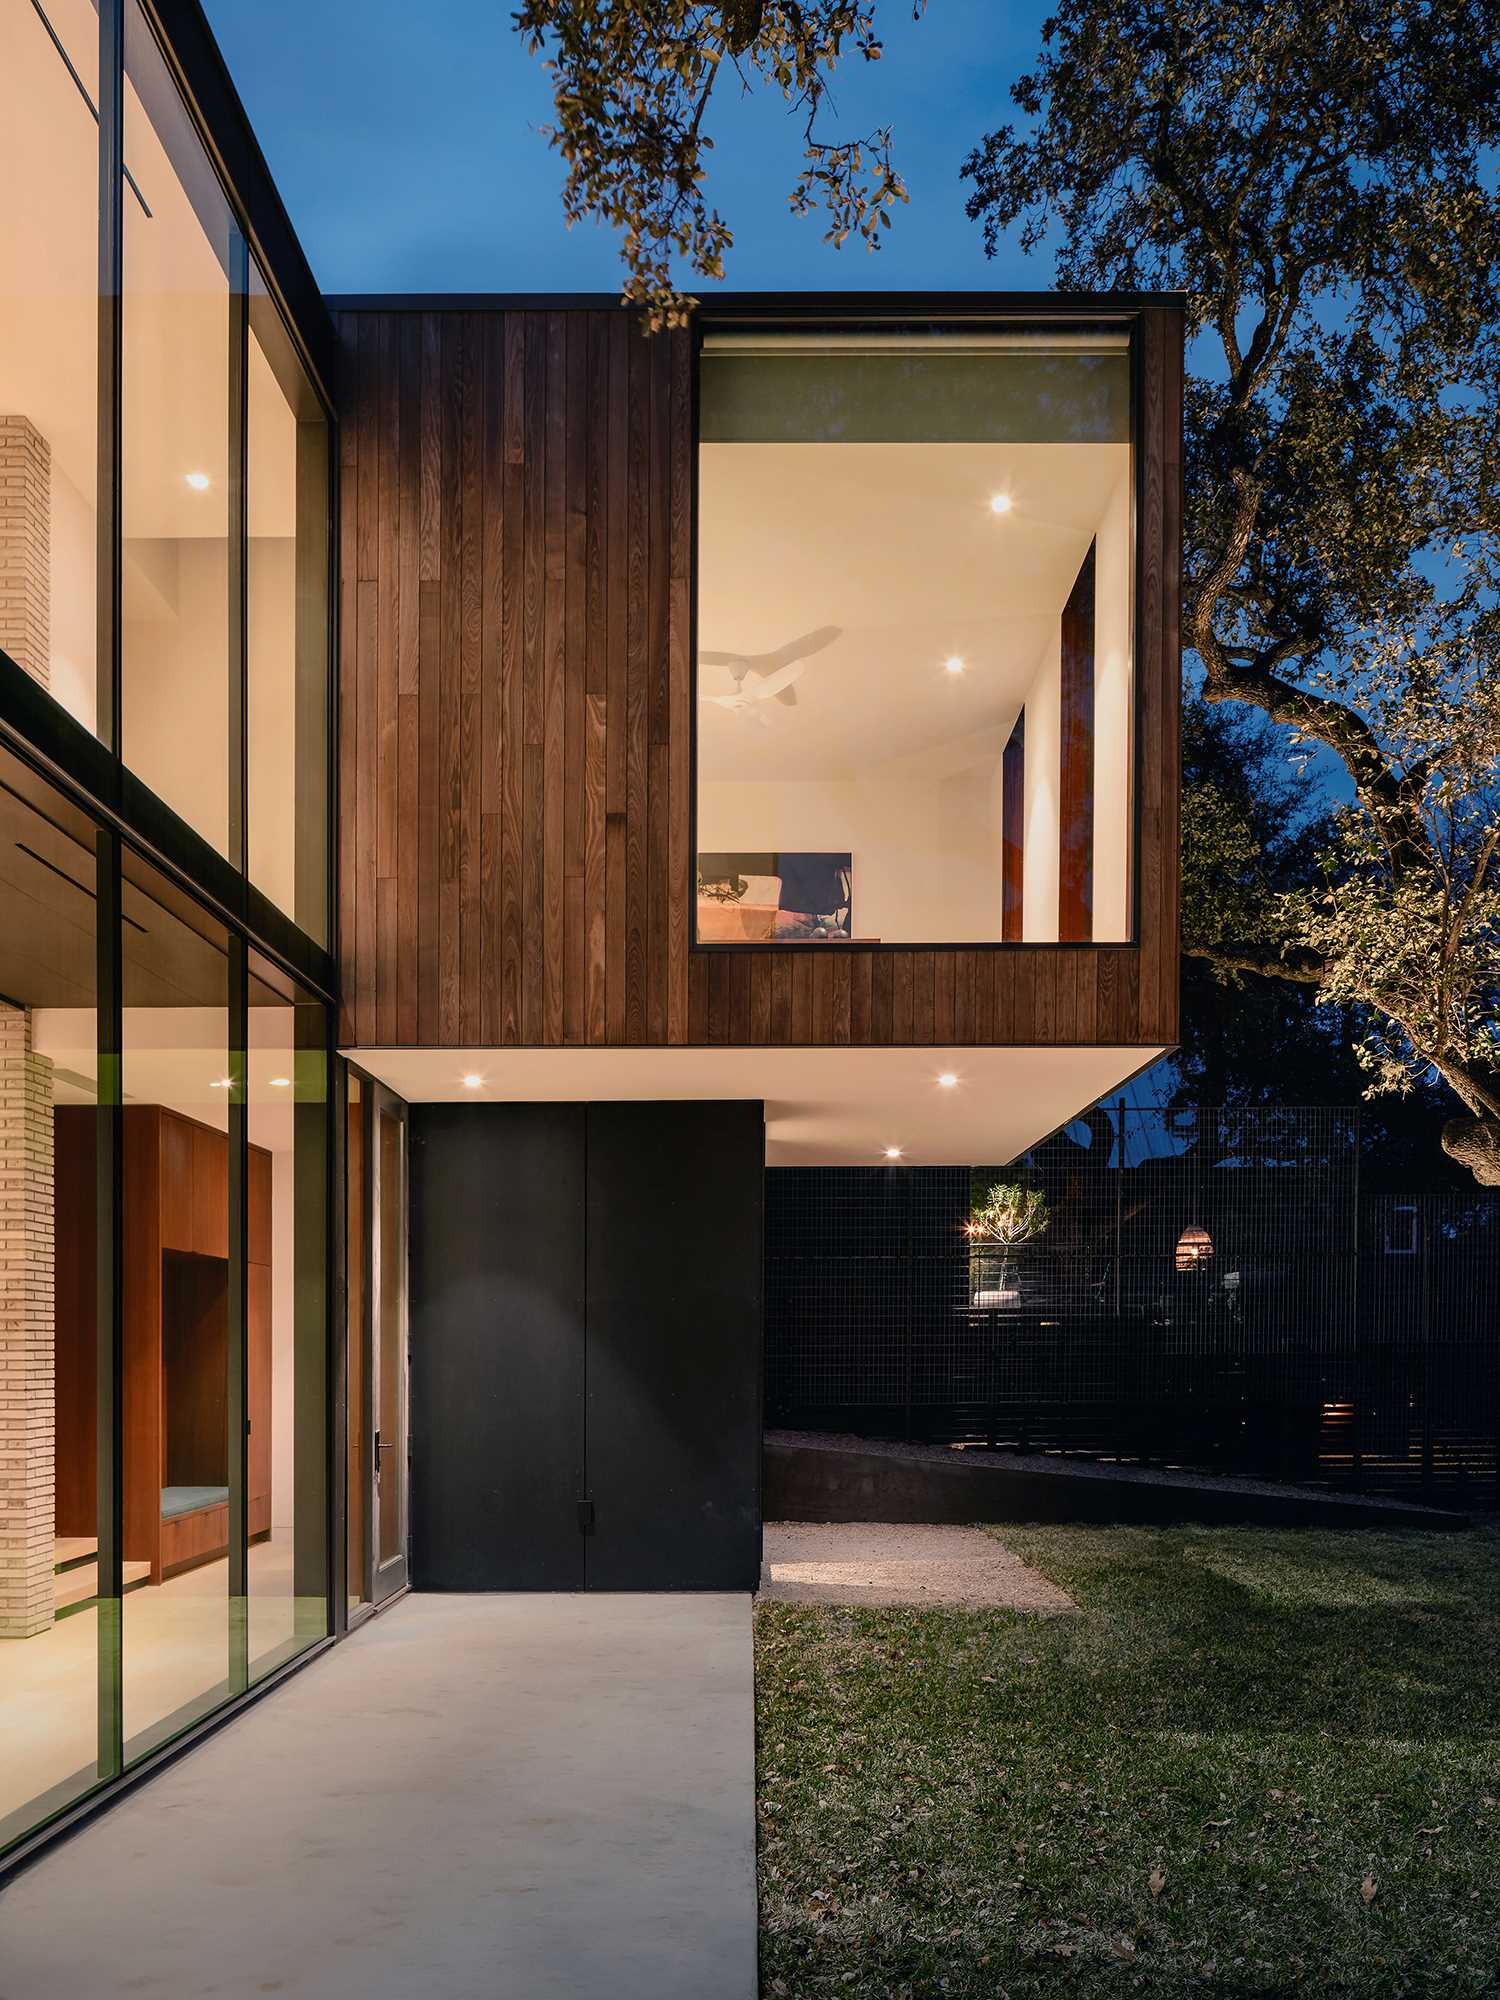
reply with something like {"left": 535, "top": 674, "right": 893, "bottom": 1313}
{"left": 346, "top": 1044, "right": 1164, "bottom": 1167}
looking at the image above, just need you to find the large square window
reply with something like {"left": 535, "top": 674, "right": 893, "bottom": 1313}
{"left": 695, "top": 328, "right": 1134, "bottom": 946}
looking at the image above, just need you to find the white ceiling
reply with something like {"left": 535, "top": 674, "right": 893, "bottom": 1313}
{"left": 697, "top": 441, "right": 1128, "bottom": 778}
{"left": 348, "top": 1043, "right": 1163, "bottom": 1167}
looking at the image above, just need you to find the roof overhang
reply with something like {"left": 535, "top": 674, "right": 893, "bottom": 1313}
{"left": 345, "top": 1043, "right": 1166, "bottom": 1167}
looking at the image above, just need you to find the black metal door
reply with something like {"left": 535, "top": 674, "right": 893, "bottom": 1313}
{"left": 408, "top": 1099, "right": 763, "bottom": 1591}
{"left": 409, "top": 1102, "right": 586, "bottom": 1589}
{"left": 583, "top": 1101, "right": 764, "bottom": 1591}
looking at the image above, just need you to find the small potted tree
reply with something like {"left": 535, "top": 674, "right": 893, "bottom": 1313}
{"left": 966, "top": 1182, "right": 1050, "bottom": 1307}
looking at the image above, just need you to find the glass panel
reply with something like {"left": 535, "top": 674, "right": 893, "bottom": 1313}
{"left": 345, "top": 1075, "right": 369, "bottom": 1614}
{"left": 0, "top": 0, "right": 100, "bottom": 730}
{"left": 696, "top": 331, "right": 1134, "bottom": 945}
{"left": 246, "top": 952, "right": 328, "bottom": 1678}
{"left": 374, "top": 1106, "right": 406, "bottom": 1576}
{"left": 121, "top": 1, "right": 233, "bottom": 856}
{"left": 120, "top": 850, "right": 231, "bottom": 1761}
{"left": 248, "top": 262, "right": 330, "bottom": 945}
{"left": 0, "top": 746, "right": 102, "bottom": 1851}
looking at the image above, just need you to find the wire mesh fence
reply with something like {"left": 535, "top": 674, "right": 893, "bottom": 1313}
{"left": 765, "top": 1106, "right": 1500, "bottom": 1503}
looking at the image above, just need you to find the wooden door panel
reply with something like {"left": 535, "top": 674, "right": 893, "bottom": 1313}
{"left": 192, "top": 1122, "right": 228, "bottom": 1259}
{"left": 159, "top": 1108, "right": 194, "bottom": 1254}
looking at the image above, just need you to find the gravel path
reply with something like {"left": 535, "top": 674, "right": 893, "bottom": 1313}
{"left": 758, "top": 1521, "right": 1076, "bottom": 1613}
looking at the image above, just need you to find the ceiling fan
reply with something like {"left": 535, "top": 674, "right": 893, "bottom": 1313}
{"left": 698, "top": 625, "right": 841, "bottom": 718}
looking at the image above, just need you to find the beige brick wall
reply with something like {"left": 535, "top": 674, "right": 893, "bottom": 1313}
{"left": 0, "top": 1007, "right": 56, "bottom": 1640}
{"left": 0, "top": 414, "right": 50, "bottom": 688}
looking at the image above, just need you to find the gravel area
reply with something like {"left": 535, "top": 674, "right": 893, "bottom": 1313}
{"left": 757, "top": 1521, "right": 1076, "bottom": 1612}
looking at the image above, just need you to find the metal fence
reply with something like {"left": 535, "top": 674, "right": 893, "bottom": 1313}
{"left": 766, "top": 1107, "right": 1500, "bottom": 1503}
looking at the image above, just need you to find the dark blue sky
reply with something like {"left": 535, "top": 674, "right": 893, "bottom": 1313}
{"left": 205, "top": 0, "right": 1055, "bottom": 295}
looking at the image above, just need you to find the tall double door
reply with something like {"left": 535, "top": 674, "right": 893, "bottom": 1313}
{"left": 407, "top": 1100, "right": 764, "bottom": 1592}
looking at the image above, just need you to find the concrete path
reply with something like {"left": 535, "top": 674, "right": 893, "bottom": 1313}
{"left": 0, "top": 1593, "right": 757, "bottom": 2000}
{"left": 760, "top": 1520, "right": 1076, "bottom": 1611}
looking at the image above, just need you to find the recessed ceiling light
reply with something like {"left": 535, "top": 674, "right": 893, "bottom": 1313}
{"left": 884, "top": 1145, "right": 904, "bottom": 1160}
{"left": 461, "top": 1073, "right": 484, "bottom": 1090}
{"left": 210, "top": 1075, "right": 234, "bottom": 1090}
{"left": 937, "top": 1072, "right": 958, "bottom": 1088}
{"left": 269, "top": 1076, "right": 291, "bottom": 1088}
{"left": 944, "top": 656, "right": 965, "bottom": 675}
{"left": 989, "top": 492, "right": 1013, "bottom": 515}
{"left": 185, "top": 471, "right": 211, "bottom": 491}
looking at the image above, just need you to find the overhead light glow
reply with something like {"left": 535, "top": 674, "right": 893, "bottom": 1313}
{"left": 184, "top": 471, "right": 211, "bottom": 491}
{"left": 944, "top": 656, "right": 965, "bottom": 675}
{"left": 884, "top": 1145, "right": 904, "bottom": 1160}
{"left": 989, "top": 492, "right": 1013, "bottom": 515}
{"left": 269, "top": 1076, "right": 291, "bottom": 1088}
{"left": 210, "top": 1075, "right": 234, "bottom": 1090}
{"left": 461, "top": 1073, "right": 484, "bottom": 1090}
{"left": 937, "top": 1072, "right": 958, "bottom": 1088}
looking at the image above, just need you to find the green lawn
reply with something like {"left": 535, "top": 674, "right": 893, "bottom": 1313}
{"left": 756, "top": 1524, "right": 1500, "bottom": 1998}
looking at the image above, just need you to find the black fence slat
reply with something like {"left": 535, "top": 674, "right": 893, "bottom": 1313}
{"left": 766, "top": 1109, "right": 1500, "bottom": 1503}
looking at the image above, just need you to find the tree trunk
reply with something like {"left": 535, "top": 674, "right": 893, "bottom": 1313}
{"left": 1440, "top": 1117, "right": 1500, "bottom": 1187}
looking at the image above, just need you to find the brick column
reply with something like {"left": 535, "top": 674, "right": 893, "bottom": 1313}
{"left": 0, "top": 1007, "right": 55, "bottom": 1639}
{"left": 0, "top": 414, "right": 51, "bottom": 687}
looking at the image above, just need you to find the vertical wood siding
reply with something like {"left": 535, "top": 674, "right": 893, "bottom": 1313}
{"left": 337, "top": 305, "right": 1181, "bottom": 1051}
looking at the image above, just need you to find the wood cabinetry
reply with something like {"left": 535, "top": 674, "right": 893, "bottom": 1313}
{"left": 53, "top": 1106, "right": 274, "bottom": 1583}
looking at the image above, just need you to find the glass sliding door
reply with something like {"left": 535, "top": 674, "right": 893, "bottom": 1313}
{"left": 345, "top": 1074, "right": 370, "bottom": 1617}
{"left": 370, "top": 1087, "right": 408, "bottom": 1602}
{"left": 246, "top": 954, "right": 328, "bottom": 1680}
{"left": 0, "top": 747, "right": 103, "bottom": 1848}
{"left": 119, "top": 849, "right": 232, "bottom": 1762}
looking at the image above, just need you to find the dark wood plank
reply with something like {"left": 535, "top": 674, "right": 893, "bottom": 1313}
{"left": 337, "top": 303, "right": 1181, "bottom": 1059}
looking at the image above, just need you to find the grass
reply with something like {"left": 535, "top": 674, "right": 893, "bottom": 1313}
{"left": 756, "top": 1523, "right": 1500, "bottom": 1998}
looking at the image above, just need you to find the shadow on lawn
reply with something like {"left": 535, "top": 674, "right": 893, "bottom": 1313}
{"left": 985, "top": 1523, "right": 1500, "bottom": 1743}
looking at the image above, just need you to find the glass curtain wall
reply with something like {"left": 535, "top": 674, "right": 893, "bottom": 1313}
{"left": 0, "top": 0, "right": 101, "bottom": 731}
{"left": 0, "top": 0, "right": 337, "bottom": 1864}
{"left": 695, "top": 329, "right": 1135, "bottom": 947}
{"left": 0, "top": 749, "right": 102, "bottom": 1849}
{"left": 0, "top": 0, "right": 332, "bottom": 938}
{"left": 0, "top": 742, "right": 331, "bottom": 1852}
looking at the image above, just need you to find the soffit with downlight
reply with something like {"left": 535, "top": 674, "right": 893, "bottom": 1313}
{"left": 347, "top": 1043, "right": 1166, "bottom": 1169}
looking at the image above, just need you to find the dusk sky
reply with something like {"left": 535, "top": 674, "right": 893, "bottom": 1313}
{"left": 204, "top": 0, "right": 1056, "bottom": 297}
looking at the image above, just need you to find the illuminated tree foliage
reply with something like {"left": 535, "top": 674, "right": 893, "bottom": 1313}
{"left": 962, "top": 0, "right": 1500, "bottom": 1179}
{"left": 518, "top": 0, "right": 1500, "bottom": 1178}
{"left": 512, "top": 1, "right": 918, "bottom": 325}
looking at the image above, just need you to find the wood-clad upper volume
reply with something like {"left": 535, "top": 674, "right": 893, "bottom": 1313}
{"left": 336, "top": 301, "right": 1181, "bottom": 1051}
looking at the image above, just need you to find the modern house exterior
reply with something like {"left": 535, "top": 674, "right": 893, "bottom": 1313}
{"left": 0, "top": 0, "right": 1181, "bottom": 1869}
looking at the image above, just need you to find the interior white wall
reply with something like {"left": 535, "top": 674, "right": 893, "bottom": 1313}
{"left": 48, "top": 464, "right": 96, "bottom": 732}
{"left": 700, "top": 760, "right": 1004, "bottom": 943}
{"left": 1004, "top": 460, "right": 1132, "bottom": 944}
{"left": 122, "top": 537, "right": 229, "bottom": 855}
{"left": 248, "top": 537, "right": 297, "bottom": 917}
{"left": 1020, "top": 629, "right": 1061, "bottom": 942}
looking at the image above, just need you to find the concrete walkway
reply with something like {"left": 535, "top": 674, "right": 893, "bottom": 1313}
{"left": 0, "top": 1593, "right": 757, "bottom": 2000}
